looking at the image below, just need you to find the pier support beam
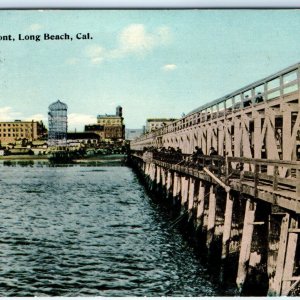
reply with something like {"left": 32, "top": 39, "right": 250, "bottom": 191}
{"left": 150, "top": 163, "right": 156, "bottom": 190}
{"left": 166, "top": 171, "right": 173, "bottom": 198}
{"left": 222, "top": 192, "right": 234, "bottom": 260}
{"left": 236, "top": 198, "right": 257, "bottom": 292}
{"left": 188, "top": 178, "right": 195, "bottom": 212}
{"left": 173, "top": 172, "right": 181, "bottom": 206}
{"left": 155, "top": 165, "right": 161, "bottom": 191}
{"left": 268, "top": 213, "right": 290, "bottom": 295}
{"left": 196, "top": 181, "right": 205, "bottom": 228}
{"left": 282, "top": 216, "right": 299, "bottom": 295}
{"left": 161, "top": 168, "right": 166, "bottom": 186}
{"left": 181, "top": 176, "right": 189, "bottom": 207}
{"left": 206, "top": 185, "right": 216, "bottom": 249}
{"left": 173, "top": 172, "right": 178, "bottom": 198}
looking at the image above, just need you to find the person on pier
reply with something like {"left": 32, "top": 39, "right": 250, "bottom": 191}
{"left": 176, "top": 147, "right": 182, "bottom": 163}
{"left": 255, "top": 92, "right": 264, "bottom": 104}
{"left": 191, "top": 146, "right": 203, "bottom": 167}
{"left": 209, "top": 147, "right": 218, "bottom": 156}
{"left": 243, "top": 95, "right": 252, "bottom": 108}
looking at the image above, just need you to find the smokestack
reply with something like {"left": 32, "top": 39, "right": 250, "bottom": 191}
{"left": 116, "top": 106, "right": 122, "bottom": 117}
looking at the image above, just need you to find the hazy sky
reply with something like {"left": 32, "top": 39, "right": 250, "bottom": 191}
{"left": 0, "top": 10, "right": 300, "bottom": 130}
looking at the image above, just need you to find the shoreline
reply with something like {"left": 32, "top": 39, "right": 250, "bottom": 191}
{"left": 0, "top": 154, "right": 127, "bottom": 166}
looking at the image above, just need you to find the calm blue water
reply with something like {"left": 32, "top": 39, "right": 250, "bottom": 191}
{"left": 0, "top": 163, "right": 220, "bottom": 296}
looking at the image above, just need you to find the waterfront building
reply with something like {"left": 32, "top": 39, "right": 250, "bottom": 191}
{"left": 145, "top": 118, "right": 177, "bottom": 133}
{"left": 48, "top": 100, "right": 68, "bottom": 146}
{"left": 84, "top": 124, "right": 105, "bottom": 140}
{"left": 67, "top": 132, "right": 100, "bottom": 146}
{"left": 85, "top": 106, "right": 125, "bottom": 142}
{"left": 0, "top": 120, "right": 47, "bottom": 145}
{"left": 103, "top": 126, "right": 124, "bottom": 141}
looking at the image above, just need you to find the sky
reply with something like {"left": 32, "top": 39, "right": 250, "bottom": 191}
{"left": 0, "top": 9, "right": 300, "bottom": 131}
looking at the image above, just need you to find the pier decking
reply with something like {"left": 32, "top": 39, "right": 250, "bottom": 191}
{"left": 129, "top": 62, "right": 300, "bottom": 296}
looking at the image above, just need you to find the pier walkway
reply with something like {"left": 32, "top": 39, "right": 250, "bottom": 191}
{"left": 130, "top": 62, "right": 300, "bottom": 296}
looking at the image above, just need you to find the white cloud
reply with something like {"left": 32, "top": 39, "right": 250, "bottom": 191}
{"left": 0, "top": 106, "right": 22, "bottom": 121}
{"left": 119, "top": 24, "right": 156, "bottom": 53}
{"left": 118, "top": 24, "right": 171, "bottom": 55}
{"left": 0, "top": 107, "right": 47, "bottom": 123}
{"left": 29, "top": 23, "right": 43, "bottom": 32}
{"left": 85, "top": 45, "right": 106, "bottom": 64}
{"left": 0, "top": 108, "right": 96, "bottom": 131}
{"left": 162, "top": 64, "right": 177, "bottom": 71}
{"left": 85, "top": 24, "right": 171, "bottom": 64}
{"left": 68, "top": 113, "right": 96, "bottom": 131}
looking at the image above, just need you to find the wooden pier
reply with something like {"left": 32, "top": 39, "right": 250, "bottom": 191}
{"left": 129, "top": 62, "right": 300, "bottom": 296}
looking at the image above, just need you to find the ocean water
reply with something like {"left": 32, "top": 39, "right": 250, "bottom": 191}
{"left": 0, "top": 163, "right": 220, "bottom": 296}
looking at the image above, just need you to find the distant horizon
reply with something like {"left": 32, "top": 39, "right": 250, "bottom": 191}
{"left": 1, "top": 10, "right": 300, "bottom": 131}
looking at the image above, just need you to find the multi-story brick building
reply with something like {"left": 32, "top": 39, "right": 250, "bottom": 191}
{"left": 85, "top": 106, "right": 125, "bottom": 142}
{"left": 84, "top": 124, "right": 105, "bottom": 140}
{"left": 0, "top": 120, "right": 47, "bottom": 145}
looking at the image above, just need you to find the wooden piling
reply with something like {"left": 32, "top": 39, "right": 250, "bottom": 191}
{"left": 130, "top": 147, "right": 299, "bottom": 296}
{"left": 173, "top": 172, "right": 179, "bottom": 199}
{"left": 236, "top": 198, "right": 257, "bottom": 292}
{"left": 161, "top": 168, "right": 166, "bottom": 187}
{"left": 222, "top": 191, "right": 234, "bottom": 259}
{"left": 206, "top": 184, "right": 216, "bottom": 249}
{"left": 281, "top": 216, "right": 299, "bottom": 295}
{"left": 181, "top": 176, "right": 189, "bottom": 206}
{"left": 196, "top": 181, "right": 205, "bottom": 227}
{"left": 268, "top": 213, "right": 290, "bottom": 295}
{"left": 150, "top": 163, "right": 156, "bottom": 190}
{"left": 145, "top": 162, "right": 149, "bottom": 176}
{"left": 156, "top": 165, "right": 161, "bottom": 185}
{"left": 166, "top": 171, "right": 173, "bottom": 197}
{"left": 188, "top": 178, "right": 195, "bottom": 211}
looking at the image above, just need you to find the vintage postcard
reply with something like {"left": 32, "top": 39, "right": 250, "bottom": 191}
{"left": 0, "top": 9, "right": 299, "bottom": 297}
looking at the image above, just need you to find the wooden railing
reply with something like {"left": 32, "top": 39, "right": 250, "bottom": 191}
{"left": 131, "top": 151, "right": 300, "bottom": 200}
